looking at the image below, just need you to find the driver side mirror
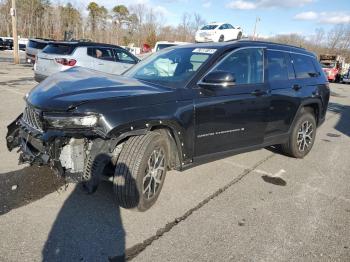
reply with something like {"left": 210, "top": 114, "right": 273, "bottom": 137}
{"left": 199, "top": 71, "right": 236, "bottom": 88}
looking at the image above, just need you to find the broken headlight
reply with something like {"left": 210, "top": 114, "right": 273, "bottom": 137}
{"left": 44, "top": 114, "right": 99, "bottom": 129}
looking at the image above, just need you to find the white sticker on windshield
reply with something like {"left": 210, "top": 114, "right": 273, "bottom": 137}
{"left": 192, "top": 48, "right": 217, "bottom": 54}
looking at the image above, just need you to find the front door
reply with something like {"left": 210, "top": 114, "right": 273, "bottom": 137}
{"left": 194, "top": 47, "right": 270, "bottom": 156}
{"left": 113, "top": 48, "right": 138, "bottom": 74}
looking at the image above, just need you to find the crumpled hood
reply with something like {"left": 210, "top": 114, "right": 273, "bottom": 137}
{"left": 27, "top": 67, "right": 175, "bottom": 111}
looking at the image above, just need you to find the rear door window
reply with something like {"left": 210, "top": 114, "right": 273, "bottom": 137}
{"left": 291, "top": 53, "right": 318, "bottom": 79}
{"left": 267, "top": 50, "right": 289, "bottom": 81}
{"left": 285, "top": 53, "right": 296, "bottom": 79}
{"left": 43, "top": 44, "right": 75, "bottom": 55}
{"left": 87, "top": 47, "right": 115, "bottom": 61}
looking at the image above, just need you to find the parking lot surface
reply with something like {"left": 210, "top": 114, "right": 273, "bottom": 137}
{"left": 0, "top": 62, "right": 349, "bottom": 261}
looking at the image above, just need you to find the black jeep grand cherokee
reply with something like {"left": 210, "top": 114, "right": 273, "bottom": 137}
{"left": 6, "top": 40, "right": 330, "bottom": 211}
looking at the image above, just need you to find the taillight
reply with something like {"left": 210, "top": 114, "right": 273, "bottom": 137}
{"left": 55, "top": 58, "right": 77, "bottom": 66}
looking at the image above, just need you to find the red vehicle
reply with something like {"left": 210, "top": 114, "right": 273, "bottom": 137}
{"left": 320, "top": 54, "right": 344, "bottom": 82}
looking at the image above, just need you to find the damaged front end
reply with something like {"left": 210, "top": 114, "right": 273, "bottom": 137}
{"left": 6, "top": 114, "right": 62, "bottom": 168}
{"left": 7, "top": 114, "right": 71, "bottom": 176}
{"left": 6, "top": 104, "right": 118, "bottom": 189}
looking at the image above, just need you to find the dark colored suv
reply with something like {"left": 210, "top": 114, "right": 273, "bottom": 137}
{"left": 6, "top": 40, "right": 330, "bottom": 211}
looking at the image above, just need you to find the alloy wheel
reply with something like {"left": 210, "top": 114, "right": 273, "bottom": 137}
{"left": 143, "top": 148, "right": 166, "bottom": 199}
{"left": 297, "top": 120, "right": 314, "bottom": 152}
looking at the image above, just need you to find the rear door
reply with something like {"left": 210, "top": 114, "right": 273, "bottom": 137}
{"left": 266, "top": 50, "right": 320, "bottom": 137}
{"left": 87, "top": 47, "right": 120, "bottom": 74}
{"left": 218, "top": 24, "right": 228, "bottom": 40}
{"left": 265, "top": 49, "right": 300, "bottom": 137}
{"left": 225, "top": 24, "right": 236, "bottom": 40}
{"left": 194, "top": 47, "right": 270, "bottom": 156}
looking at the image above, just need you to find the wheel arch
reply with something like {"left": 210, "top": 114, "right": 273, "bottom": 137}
{"left": 106, "top": 120, "right": 185, "bottom": 170}
{"left": 291, "top": 99, "right": 322, "bottom": 130}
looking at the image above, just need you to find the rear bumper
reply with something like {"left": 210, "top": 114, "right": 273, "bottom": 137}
{"left": 195, "top": 35, "right": 215, "bottom": 43}
{"left": 34, "top": 73, "right": 47, "bottom": 82}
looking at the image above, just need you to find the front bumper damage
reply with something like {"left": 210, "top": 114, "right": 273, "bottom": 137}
{"left": 6, "top": 114, "right": 118, "bottom": 181}
{"left": 6, "top": 114, "right": 68, "bottom": 176}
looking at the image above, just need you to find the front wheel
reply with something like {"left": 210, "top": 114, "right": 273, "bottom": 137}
{"left": 113, "top": 132, "right": 168, "bottom": 211}
{"left": 281, "top": 110, "right": 316, "bottom": 158}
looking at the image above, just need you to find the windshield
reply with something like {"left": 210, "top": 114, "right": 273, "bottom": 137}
{"left": 201, "top": 25, "right": 218, "bottom": 30}
{"left": 321, "top": 62, "right": 335, "bottom": 69}
{"left": 124, "top": 47, "right": 215, "bottom": 88}
{"left": 156, "top": 44, "right": 176, "bottom": 52}
{"left": 43, "top": 43, "right": 75, "bottom": 55}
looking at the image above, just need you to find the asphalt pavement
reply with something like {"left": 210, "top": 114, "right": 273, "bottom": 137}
{"left": 0, "top": 62, "right": 349, "bottom": 261}
{"left": 0, "top": 50, "right": 26, "bottom": 63}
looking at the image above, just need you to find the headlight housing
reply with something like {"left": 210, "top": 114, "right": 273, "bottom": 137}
{"left": 44, "top": 114, "right": 99, "bottom": 129}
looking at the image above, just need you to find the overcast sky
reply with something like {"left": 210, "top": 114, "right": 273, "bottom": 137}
{"left": 66, "top": 0, "right": 349, "bottom": 37}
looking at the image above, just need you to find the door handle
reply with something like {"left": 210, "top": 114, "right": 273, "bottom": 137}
{"left": 292, "top": 84, "right": 302, "bottom": 91}
{"left": 251, "top": 90, "right": 267, "bottom": 96}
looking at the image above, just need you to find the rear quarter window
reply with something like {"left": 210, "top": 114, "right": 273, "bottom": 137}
{"left": 312, "top": 60, "right": 327, "bottom": 80}
{"left": 43, "top": 44, "right": 75, "bottom": 55}
{"left": 291, "top": 53, "right": 318, "bottom": 79}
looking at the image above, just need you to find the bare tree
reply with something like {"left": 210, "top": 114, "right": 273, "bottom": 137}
{"left": 1, "top": 0, "right": 350, "bottom": 61}
{"left": 327, "top": 25, "right": 345, "bottom": 50}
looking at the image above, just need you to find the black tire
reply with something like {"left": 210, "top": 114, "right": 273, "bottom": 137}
{"left": 237, "top": 32, "right": 242, "bottom": 40}
{"left": 114, "top": 132, "right": 168, "bottom": 211}
{"left": 82, "top": 151, "right": 111, "bottom": 194}
{"left": 219, "top": 35, "right": 224, "bottom": 42}
{"left": 281, "top": 109, "right": 316, "bottom": 158}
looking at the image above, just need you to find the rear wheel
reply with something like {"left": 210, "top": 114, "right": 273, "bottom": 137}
{"left": 281, "top": 109, "right": 316, "bottom": 158}
{"left": 237, "top": 32, "right": 242, "bottom": 39}
{"left": 113, "top": 132, "right": 168, "bottom": 211}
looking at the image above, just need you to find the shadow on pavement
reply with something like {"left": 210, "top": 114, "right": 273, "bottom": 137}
{"left": 0, "top": 76, "right": 35, "bottom": 86}
{"left": 327, "top": 102, "right": 350, "bottom": 137}
{"left": 42, "top": 163, "right": 139, "bottom": 262}
{"left": 0, "top": 166, "right": 64, "bottom": 215}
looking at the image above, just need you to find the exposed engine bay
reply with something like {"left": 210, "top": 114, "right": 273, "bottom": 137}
{"left": 59, "top": 138, "right": 88, "bottom": 174}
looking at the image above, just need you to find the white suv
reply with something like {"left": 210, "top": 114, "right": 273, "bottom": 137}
{"left": 195, "top": 22, "right": 243, "bottom": 43}
{"left": 34, "top": 41, "right": 139, "bottom": 82}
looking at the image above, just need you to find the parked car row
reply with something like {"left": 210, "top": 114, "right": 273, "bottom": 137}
{"left": 0, "top": 37, "right": 14, "bottom": 50}
{"left": 0, "top": 37, "right": 27, "bottom": 50}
